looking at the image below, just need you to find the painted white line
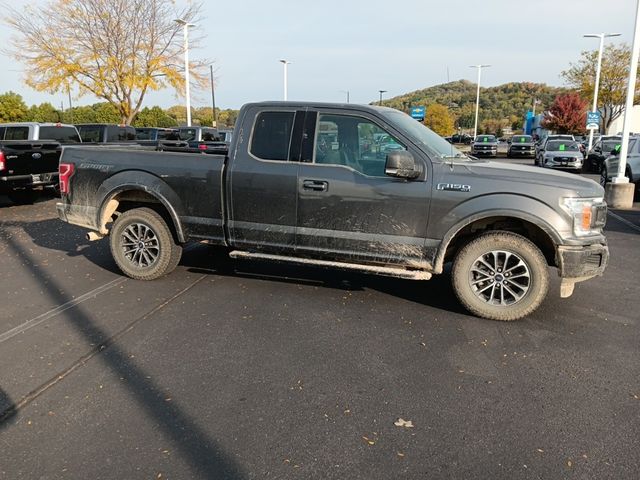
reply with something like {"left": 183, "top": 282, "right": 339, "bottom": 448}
{"left": 0, "top": 277, "right": 128, "bottom": 344}
{"left": 608, "top": 211, "right": 640, "bottom": 234}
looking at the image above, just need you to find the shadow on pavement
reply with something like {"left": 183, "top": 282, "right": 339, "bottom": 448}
{"left": 605, "top": 209, "right": 640, "bottom": 235}
{"left": 181, "top": 244, "right": 469, "bottom": 316}
{"left": 2, "top": 235, "right": 246, "bottom": 479}
{"left": 4, "top": 217, "right": 121, "bottom": 274}
{"left": 0, "top": 387, "right": 16, "bottom": 428}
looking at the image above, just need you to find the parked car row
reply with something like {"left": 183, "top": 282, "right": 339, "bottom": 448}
{"left": 0, "top": 121, "right": 234, "bottom": 203}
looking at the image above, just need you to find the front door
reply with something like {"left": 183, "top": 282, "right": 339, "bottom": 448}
{"left": 296, "top": 110, "right": 432, "bottom": 267}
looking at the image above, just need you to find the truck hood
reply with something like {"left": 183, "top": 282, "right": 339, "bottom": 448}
{"left": 458, "top": 159, "right": 604, "bottom": 198}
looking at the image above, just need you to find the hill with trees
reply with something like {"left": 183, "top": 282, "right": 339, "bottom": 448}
{"left": 381, "top": 80, "right": 573, "bottom": 134}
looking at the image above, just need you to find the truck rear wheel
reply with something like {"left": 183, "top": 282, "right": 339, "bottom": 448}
{"left": 451, "top": 231, "right": 549, "bottom": 321}
{"left": 109, "top": 207, "right": 182, "bottom": 281}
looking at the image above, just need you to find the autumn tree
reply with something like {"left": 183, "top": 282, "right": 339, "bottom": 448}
{"left": 4, "top": 0, "right": 207, "bottom": 125}
{"left": 0, "top": 91, "right": 28, "bottom": 122}
{"left": 562, "top": 43, "right": 640, "bottom": 133}
{"left": 542, "top": 93, "right": 588, "bottom": 134}
{"left": 424, "top": 104, "right": 455, "bottom": 136}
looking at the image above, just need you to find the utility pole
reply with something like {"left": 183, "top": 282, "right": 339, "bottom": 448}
{"left": 378, "top": 90, "right": 387, "bottom": 106}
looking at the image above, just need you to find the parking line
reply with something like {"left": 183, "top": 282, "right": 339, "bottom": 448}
{"left": 608, "top": 211, "right": 640, "bottom": 233}
{"left": 0, "top": 277, "right": 128, "bottom": 344}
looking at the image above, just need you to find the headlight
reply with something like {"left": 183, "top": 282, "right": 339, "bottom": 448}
{"left": 561, "top": 197, "right": 606, "bottom": 237}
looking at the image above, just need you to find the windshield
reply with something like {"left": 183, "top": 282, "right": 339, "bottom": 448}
{"left": 602, "top": 140, "right": 621, "bottom": 152}
{"left": 135, "top": 128, "right": 153, "bottom": 140}
{"left": 547, "top": 141, "right": 579, "bottom": 151}
{"left": 512, "top": 135, "right": 532, "bottom": 143}
{"left": 475, "top": 135, "right": 496, "bottom": 143}
{"left": 380, "top": 110, "right": 464, "bottom": 159}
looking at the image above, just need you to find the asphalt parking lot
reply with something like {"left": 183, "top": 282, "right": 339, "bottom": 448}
{"left": 0, "top": 159, "right": 639, "bottom": 479}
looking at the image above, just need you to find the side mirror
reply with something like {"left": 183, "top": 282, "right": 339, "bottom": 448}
{"left": 385, "top": 151, "right": 420, "bottom": 179}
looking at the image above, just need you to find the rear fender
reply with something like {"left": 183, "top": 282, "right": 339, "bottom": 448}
{"left": 96, "top": 170, "right": 186, "bottom": 242}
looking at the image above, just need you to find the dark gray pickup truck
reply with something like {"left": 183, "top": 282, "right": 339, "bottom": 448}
{"left": 56, "top": 102, "right": 609, "bottom": 321}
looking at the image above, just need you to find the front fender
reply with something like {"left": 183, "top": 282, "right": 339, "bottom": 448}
{"left": 433, "top": 194, "right": 570, "bottom": 273}
{"left": 96, "top": 170, "right": 187, "bottom": 242}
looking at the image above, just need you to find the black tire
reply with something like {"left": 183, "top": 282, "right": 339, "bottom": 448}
{"left": 109, "top": 207, "right": 182, "bottom": 280}
{"left": 8, "top": 189, "right": 36, "bottom": 205}
{"left": 451, "top": 231, "right": 549, "bottom": 321}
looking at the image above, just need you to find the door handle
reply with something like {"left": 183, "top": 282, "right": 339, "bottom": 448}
{"left": 302, "top": 180, "right": 328, "bottom": 192}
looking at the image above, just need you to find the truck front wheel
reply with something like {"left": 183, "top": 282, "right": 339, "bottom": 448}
{"left": 110, "top": 207, "right": 182, "bottom": 281}
{"left": 451, "top": 232, "right": 549, "bottom": 321}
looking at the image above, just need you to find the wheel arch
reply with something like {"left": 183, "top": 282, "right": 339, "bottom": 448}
{"left": 95, "top": 171, "right": 187, "bottom": 243}
{"left": 434, "top": 210, "right": 562, "bottom": 274}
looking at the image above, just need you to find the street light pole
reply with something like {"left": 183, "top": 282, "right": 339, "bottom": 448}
{"left": 470, "top": 64, "right": 490, "bottom": 139}
{"left": 584, "top": 32, "right": 621, "bottom": 151}
{"left": 279, "top": 60, "right": 290, "bottom": 101}
{"left": 341, "top": 90, "right": 350, "bottom": 103}
{"left": 175, "top": 19, "right": 195, "bottom": 126}
{"left": 378, "top": 90, "right": 387, "bottom": 106}
{"left": 210, "top": 65, "right": 217, "bottom": 127}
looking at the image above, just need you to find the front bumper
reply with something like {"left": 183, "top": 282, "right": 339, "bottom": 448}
{"left": 472, "top": 149, "right": 498, "bottom": 156}
{"left": 557, "top": 243, "right": 609, "bottom": 280}
{"left": 508, "top": 148, "right": 535, "bottom": 157}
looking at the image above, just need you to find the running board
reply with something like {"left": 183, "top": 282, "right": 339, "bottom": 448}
{"left": 228, "top": 251, "right": 431, "bottom": 280}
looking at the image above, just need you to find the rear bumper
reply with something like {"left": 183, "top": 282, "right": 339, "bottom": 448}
{"left": 557, "top": 243, "right": 609, "bottom": 280}
{"left": 0, "top": 172, "right": 58, "bottom": 191}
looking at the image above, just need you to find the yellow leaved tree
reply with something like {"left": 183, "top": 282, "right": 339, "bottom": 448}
{"left": 4, "top": 0, "right": 207, "bottom": 125}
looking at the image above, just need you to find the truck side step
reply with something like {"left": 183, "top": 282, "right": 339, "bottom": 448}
{"left": 228, "top": 250, "right": 431, "bottom": 280}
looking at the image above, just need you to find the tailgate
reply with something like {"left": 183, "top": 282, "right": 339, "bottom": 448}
{"left": 1, "top": 142, "right": 61, "bottom": 175}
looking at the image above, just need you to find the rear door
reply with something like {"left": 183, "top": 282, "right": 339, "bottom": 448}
{"left": 226, "top": 107, "right": 302, "bottom": 253}
{"left": 295, "top": 108, "right": 431, "bottom": 266}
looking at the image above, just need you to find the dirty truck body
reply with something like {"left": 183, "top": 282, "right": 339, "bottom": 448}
{"left": 57, "top": 102, "right": 609, "bottom": 320}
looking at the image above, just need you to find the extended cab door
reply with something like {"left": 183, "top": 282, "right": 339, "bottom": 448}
{"left": 227, "top": 107, "right": 302, "bottom": 253}
{"left": 296, "top": 109, "right": 432, "bottom": 267}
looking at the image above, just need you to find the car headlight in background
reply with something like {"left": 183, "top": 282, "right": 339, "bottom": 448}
{"left": 561, "top": 197, "right": 607, "bottom": 237}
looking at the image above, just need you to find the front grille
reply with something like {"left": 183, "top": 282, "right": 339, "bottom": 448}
{"left": 553, "top": 157, "right": 576, "bottom": 162}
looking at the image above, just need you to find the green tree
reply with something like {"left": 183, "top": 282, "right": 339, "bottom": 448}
{"left": 562, "top": 43, "right": 640, "bottom": 133}
{"left": 26, "top": 102, "right": 61, "bottom": 122}
{"left": 0, "top": 91, "right": 28, "bottom": 122}
{"left": 5, "top": 0, "right": 207, "bottom": 124}
{"left": 424, "top": 104, "right": 455, "bottom": 136}
{"left": 134, "top": 106, "right": 178, "bottom": 128}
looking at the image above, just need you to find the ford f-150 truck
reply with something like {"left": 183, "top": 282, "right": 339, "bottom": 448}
{"left": 56, "top": 102, "right": 609, "bottom": 321}
{"left": 1, "top": 140, "right": 62, "bottom": 203}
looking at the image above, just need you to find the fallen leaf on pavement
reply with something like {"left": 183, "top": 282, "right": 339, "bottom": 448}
{"left": 394, "top": 418, "right": 414, "bottom": 428}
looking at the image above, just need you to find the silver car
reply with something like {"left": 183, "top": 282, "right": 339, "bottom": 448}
{"left": 601, "top": 136, "right": 639, "bottom": 194}
{"left": 539, "top": 140, "right": 583, "bottom": 171}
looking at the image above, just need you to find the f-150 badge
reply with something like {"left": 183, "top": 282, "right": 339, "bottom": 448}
{"left": 437, "top": 183, "right": 471, "bottom": 192}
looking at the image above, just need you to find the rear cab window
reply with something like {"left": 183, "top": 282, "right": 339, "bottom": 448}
{"left": 78, "top": 125, "right": 103, "bottom": 143}
{"left": 5, "top": 126, "right": 30, "bottom": 140}
{"left": 40, "top": 126, "right": 81, "bottom": 143}
{"left": 249, "top": 111, "right": 296, "bottom": 161}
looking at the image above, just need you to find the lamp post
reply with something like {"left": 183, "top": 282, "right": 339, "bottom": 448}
{"left": 175, "top": 18, "right": 195, "bottom": 126}
{"left": 378, "top": 90, "right": 387, "bottom": 106}
{"left": 584, "top": 32, "right": 621, "bottom": 151}
{"left": 340, "top": 90, "right": 350, "bottom": 103}
{"left": 279, "top": 59, "right": 290, "bottom": 101}
{"left": 604, "top": 0, "right": 640, "bottom": 209}
{"left": 470, "top": 64, "right": 491, "bottom": 139}
{"left": 210, "top": 65, "right": 217, "bottom": 127}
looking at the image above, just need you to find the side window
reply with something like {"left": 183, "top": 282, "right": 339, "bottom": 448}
{"left": 250, "top": 111, "right": 295, "bottom": 161}
{"left": 0, "top": 127, "right": 5, "bottom": 139}
{"left": 106, "top": 126, "right": 120, "bottom": 143}
{"left": 78, "top": 126, "right": 102, "bottom": 143}
{"left": 314, "top": 114, "right": 405, "bottom": 176}
{"left": 5, "top": 127, "right": 29, "bottom": 140}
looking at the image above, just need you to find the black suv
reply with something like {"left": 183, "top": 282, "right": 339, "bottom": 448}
{"left": 507, "top": 135, "right": 535, "bottom": 158}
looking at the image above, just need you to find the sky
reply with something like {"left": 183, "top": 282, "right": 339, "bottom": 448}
{"left": 0, "top": 0, "right": 637, "bottom": 110}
